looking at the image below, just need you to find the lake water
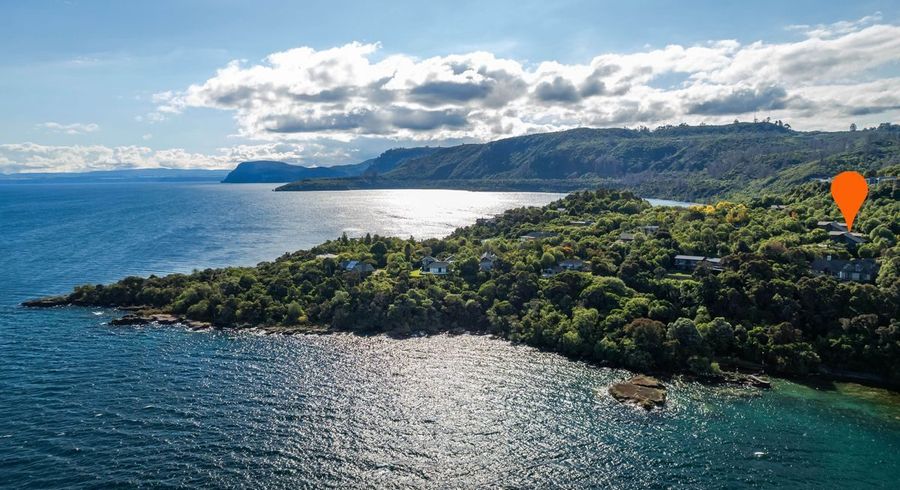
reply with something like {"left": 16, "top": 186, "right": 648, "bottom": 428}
{"left": 1, "top": 183, "right": 898, "bottom": 488}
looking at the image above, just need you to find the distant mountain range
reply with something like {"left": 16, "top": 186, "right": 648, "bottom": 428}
{"left": 221, "top": 147, "right": 440, "bottom": 183}
{"left": 273, "top": 122, "right": 900, "bottom": 200}
{"left": 0, "top": 168, "right": 229, "bottom": 183}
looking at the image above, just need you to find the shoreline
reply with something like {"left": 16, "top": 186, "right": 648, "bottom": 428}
{"left": 27, "top": 301, "right": 900, "bottom": 393}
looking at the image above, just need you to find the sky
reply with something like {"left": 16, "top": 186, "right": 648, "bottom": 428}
{"left": 1, "top": 0, "right": 899, "bottom": 173}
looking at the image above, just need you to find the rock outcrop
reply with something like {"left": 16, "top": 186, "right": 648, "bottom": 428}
{"left": 609, "top": 375, "right": 667, "bottom": 410}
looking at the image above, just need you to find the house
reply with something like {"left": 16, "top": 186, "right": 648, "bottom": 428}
{"left": 559, "top": 259, "right": 588, "bottom": 271}
{"left": 315, "top": 253, "right": 340, "bottom": 260}
{"left": 769, "top": 204, "right": 789, "bottom": 210}
{"left": 569, "top": 220, "right": 593, "bottom": 226}
{"left": 421, "top": 256, "right": 437, "bottom": 270}
{"left": 637, "top": 225, "right": 660, "bottom": 236}
{"left": 810, "top": 256, "right": 879, "bottom": 283}
{"left": 828, "top": 231, "right": 866, "bottom": 247}
{"left": 339, "top": 260, "right": 375, "bottom": 275}
{"left": 426, "top": 261, "right": 451, "bottom": 275}
{"left": 617, "top": 232, "right": 636, "bottom": 242}
{"left": 817, "top": 221, "right": 848, "bottom": 232}
{"left": 479, "top": 252, "right": 498, "bottom": 272}
{"left": 674, "top": 255, "right": 723, "bottom": 271}
{"left": 541, "top": 267, "right": 562, "bottom": 278}
{"left": 674, "top": 255, "right": 706, "bottom": 270}
{"left": 519, "top": 231, "right": 557, "bottom": 242}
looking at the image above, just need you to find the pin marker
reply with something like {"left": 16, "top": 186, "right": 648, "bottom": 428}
{"left": 830, "top": 171, "right": 868, "bottom": 232}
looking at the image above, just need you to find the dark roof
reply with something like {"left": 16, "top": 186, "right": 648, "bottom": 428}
{"left": 811, "top": 257, "right": 879, "bottom": 275}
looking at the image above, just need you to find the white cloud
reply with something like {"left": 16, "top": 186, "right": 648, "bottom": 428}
{"left": 153, "top": 15, "right": 900, "bottom": 144}
{"left": 0, "top": 142, "right": 344, "bottom": 174}
{"left": 37, "top": 122, "right": 100, "bottom": 135}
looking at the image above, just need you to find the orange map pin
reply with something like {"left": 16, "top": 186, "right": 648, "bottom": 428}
{"left": 830, "top": 171, "right": 868, "bottom": 232}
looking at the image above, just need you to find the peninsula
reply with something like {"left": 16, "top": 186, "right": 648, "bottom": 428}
{"left": 25, "top": 177, "right": 900, "bottom": 386}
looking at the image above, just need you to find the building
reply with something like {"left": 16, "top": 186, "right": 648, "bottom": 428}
{"left": 637, "top": 225, "right": 660, "bottom": 236}
{"left": 339, "top": 260, "right": 375, "bottom": 275}
{"left": 617, "top": 232, "right": 636, "bottom": 242}
{"left": 569, "top": 220, "right": 593, "bottom": 226}
{"left": 427, "top": 261, "right": 450, "bottom": 275}
{"left": 674, "top": 255, "right": 706, "bottom": 270}
{"left": 828, "top": 231, "right": 866, "bottom": 247}
{"left": 421, "top": 256, "right": 437, "bottom": 270}
{"left": 817, "top": 221, "right": 848, "bottom": 232}
{"left": 674, "top": 255, "right": 723, "bottom": 271}
{"left": 315, "top": 253, "right": 340, "bottom": 260}
{"left": 519, "top": 231, "right": 557, "bottom": 242}
{"left": 810, "top": 256, "right": 879, "bottom": 283}
{"left": 559, "top": 259, "right": 588, "bottom": 271}
{"left": 479, "top": 252, "right": 498, "bottom": 272}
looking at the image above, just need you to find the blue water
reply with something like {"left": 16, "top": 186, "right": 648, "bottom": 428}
{"left": 1, "top": 183, "right": 898, "bottom": 488}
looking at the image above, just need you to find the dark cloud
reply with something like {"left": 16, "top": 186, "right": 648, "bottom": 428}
{"left": 264, "top": 111, "right": 371, "bottom": 133}
{"left": 534, "top": 77, "right": 581, "bottom": 103}
{"left": 409, "top": 81, "right": 492, "bottom": 105}
{"left": 846, "top": 104, "right": 900, "bottom": 116}
{"left": 288, "top": 87, "right": 353, "bottom": 103}
{"left": 687, "top": 86, "right": 789, "bottom": 115}
{"left": 389, "top": 107, "right": 468, "bottom": 130}
{"left": 263, "top": 107, "right": 468, "bottom": 134}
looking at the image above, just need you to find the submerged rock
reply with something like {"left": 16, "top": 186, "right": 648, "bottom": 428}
{"left": 109, "top": 314, "right": 151, "bottom": 326}
{"left": 609, "top": 375, "right": 667, "bottom": 410}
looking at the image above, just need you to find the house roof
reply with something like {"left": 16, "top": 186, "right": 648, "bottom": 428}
{"left": 811, "top": 257, "right": 879, "bottom": 275}
{"left": 618, "top": 232, "right": 636, "bottom": 240}
{"left": 675, "top": 255, "right": 705, "bottom": 261}
{"left": 560, "top": 259, "right": 584, "bottom": 265}
{"left": 429, "top": 261, "right": 450, "bottom": 267}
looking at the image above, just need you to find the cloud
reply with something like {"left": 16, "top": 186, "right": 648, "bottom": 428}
{"left": 37, "top": 122, "right": 100, "bottom": 135}
{"left": 150, "top": 15, "right": 900, "bottom": 147}
{"left": 0, "top": 142, "right": 352, "bottom": 174}
{"left": 687, "top": 86, "right": 790, "bottom": 115}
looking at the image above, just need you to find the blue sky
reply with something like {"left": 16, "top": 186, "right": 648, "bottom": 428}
{"left": 1, "top": 0, "right": 898, "bottom": 172}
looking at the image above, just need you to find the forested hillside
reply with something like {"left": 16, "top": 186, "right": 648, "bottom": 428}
{"left": 278, "top": 122, "right": 900, "bottom": 200}
{"left": 29, "top": 177, "right": 900, "bottom": 384}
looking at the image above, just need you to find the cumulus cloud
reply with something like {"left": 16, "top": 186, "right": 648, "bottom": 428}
{"left": 7, "top": 14, "right": 900, "bottom": 174}
{"left": 37, "top": 122, "right": 100, "bottom": 135}
{"left": 152, "top": 16, "right": 900, "bottom": 146}
{"left": 0, "top": 142, "right": 351, "bottom": 174}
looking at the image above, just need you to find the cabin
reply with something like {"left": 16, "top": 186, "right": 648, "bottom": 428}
{"left": 479, "top": 252, "right": 498, "bottom": 272}
{"left": 559, "top": 259, "right": 588, "bottom": 271}
{"left": 828, "top": 231, "right": 866, "bottom": 247}
{"left": 427, "top": 261, "right": 450, "bottom": 275}
{"left": 810, "top": 256, "right": 879, "bottom": 283}
{"left": 817, "top": 221, "right": 848, "bottom": 233}
{"left": 340, "top": 260, "right": 375, "bottom": 275}
{"left": 421, "top": 256, "right": 437, "bottom": 270}
{"left": 674, "top": 255, "right": 705, "bottom": 270}
{"left": 674, "top": 255, "right": 723, "bottom": 272}
{"left": 519, "top": 231, "right": 557, "bottom": 242}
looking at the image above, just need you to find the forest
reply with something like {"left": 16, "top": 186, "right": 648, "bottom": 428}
{"left": 34, "top": 171, "right": 900, "bottom": 383}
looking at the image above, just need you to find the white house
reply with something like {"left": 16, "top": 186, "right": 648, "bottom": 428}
{"left": 427, "top": 261, "right": 450, "bottom": 275}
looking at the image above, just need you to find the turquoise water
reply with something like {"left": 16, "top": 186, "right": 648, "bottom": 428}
{"left": 1, "top": 183, "right": 898, "bottom": 488}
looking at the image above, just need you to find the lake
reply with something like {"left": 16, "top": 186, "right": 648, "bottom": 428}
{"left": 0, "top": 183, "right": 898, "bottom": 488}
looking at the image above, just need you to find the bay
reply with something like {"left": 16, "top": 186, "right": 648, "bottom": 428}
{"left": 0, "top": 183, "right": 897, "bottom": 489}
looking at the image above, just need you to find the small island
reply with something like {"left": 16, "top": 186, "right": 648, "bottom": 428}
{"left": 25, "top": 178, "right": 900, "bottom": 388}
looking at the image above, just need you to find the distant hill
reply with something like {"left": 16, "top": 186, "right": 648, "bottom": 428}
{"left": 221, "top": 147, "right": 440, "bottom": 183}
{"left": 0, "top": 168, "right": 229, "bottom": 183}
{"left": 277, "top": 122, "right": 900, "bottom": 200}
